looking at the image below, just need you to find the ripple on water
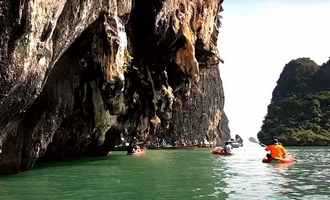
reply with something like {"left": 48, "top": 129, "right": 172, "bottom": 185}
{"left": 0, "top": 147, "right": 330, "bottom": 200}
{"left": 211, "top": 146, "right": 330, "bottom": 200}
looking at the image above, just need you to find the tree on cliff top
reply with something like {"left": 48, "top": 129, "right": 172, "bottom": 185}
{"left": 272, "top": 58, "right": 320, "bottom": 102}
{"left": 258, "top": 58, "right": 330, "bottom": 146}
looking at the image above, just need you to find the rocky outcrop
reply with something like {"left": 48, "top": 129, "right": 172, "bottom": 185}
{"left": 0, "top": 0, "right": 228, "bottom": 174}
{"left": 258, "top": 58, "right": 330, "bottom": 145}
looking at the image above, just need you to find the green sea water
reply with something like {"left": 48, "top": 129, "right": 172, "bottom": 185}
{"left": 0, "top": 146, "right": 329, "bottom": 200}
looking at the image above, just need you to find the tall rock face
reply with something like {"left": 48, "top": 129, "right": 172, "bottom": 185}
{"left": 258, "top": 58, "right": 330, "bottom": 146}
{"left": 0, "top": 0, "right": 229, "bottom": 173}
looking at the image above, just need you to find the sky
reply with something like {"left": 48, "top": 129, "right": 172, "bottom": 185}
{"left": 220, "top": 0, "right": 330, "bottom": 138}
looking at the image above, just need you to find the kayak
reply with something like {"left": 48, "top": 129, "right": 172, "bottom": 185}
{"left": 262, "top": 155, "right": 296, "bottom": 164}
{"left": 132, "top": 149, "right": 145, "bottom": 156}
{"left": 211, "top": 147, "right": 232, "bottom": 156}
{"left": 212, "top": 151, "right": 232, "bottom": 156}
{"left": 127, "top": 149, "right": 146, "bottom": 156}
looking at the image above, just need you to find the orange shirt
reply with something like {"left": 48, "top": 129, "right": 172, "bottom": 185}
{"left": 265, "top": 144, "right": 287, "bottom": 159}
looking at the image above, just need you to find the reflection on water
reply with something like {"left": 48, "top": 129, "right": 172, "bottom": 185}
{"left": 0, "top": 146, "right": 329, "bottom": 200}
{"left": 213, "top": 145, "right": 290, "bottom": 199}
{"left": 282, "top": 148, "right": 330, "bottom": 200}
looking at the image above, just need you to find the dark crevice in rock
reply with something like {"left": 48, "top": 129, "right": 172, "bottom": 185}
{"left": 0, "top": 0, "right": 29, "bottom": 97}
{"left": 40, "top": 22, "right": 53, "bottom": 42}
{"left": 37, "top": 18, "right": 114, "bottom": 161}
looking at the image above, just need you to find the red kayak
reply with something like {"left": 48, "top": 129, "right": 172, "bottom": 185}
{"left": 132, "top": 149, "right": 145, "bottom": 156}
{"left": 262, "top": 154, "right": 296, "bottom": 164}
{"left": 211, "top": 147, "right": 233, "bottom": 156}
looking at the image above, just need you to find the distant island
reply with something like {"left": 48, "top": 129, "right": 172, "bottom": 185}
{"left": 258, "top": 58, "right": 330, "bottom": 145}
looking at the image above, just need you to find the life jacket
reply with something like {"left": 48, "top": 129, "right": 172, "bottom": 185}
{"left": 265, "top": 144, "right": 287, "bottom": 159}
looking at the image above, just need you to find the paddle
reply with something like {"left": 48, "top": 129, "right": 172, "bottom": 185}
{"left": 248, "top": 137, "right": 266, "bottom": 147}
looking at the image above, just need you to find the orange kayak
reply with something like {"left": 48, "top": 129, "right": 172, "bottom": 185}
{"left": 262, "top": 154, "right": 296, "bottom": 163}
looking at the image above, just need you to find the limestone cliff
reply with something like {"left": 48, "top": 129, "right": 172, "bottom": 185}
{"left": 258, "top": 58, "right": 330, "bottom": 145}
{"left": 0, "top": 0, "right": 228, "bottom": 174}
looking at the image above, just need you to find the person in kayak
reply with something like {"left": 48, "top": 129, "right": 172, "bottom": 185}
{"left": 265, "top": 138, "right": 287, "bottom": 160}
{"left": 224, "top": 141, "right": 233, "bottom": 154}
{"left": 235, "top": 134, "right": 243, "bottom": 147}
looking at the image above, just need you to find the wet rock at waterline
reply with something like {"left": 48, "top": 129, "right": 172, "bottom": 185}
{"left": 0, "top": 0, "right": 229, "bottom": 173}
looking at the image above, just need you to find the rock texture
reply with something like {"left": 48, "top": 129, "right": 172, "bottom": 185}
{"left": 258, "top": 58, "right": 330, "bottom": 145}
{"left": 0, "top": 0, "right": 228, "bottom": 173}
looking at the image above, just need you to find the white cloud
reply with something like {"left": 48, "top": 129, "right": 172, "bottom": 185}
{"left": 220, "top": 2, "right": 330, "bottom": 137}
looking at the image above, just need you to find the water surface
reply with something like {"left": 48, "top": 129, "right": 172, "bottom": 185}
{"left": 0, "top": 146, "right": 329, "bottom": 200}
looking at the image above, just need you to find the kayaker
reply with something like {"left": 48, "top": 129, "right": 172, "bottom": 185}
{"left": 235, "top": 134, "right": 243, "bottom": 146}
{"left": 224, "top": 141, "right": 233, "bottom": 154}
{"left": 265, "top": 138, "right": 287, "bottom": 160}
{"left": 134, "top": 145, "right": 142, "bottom": 153}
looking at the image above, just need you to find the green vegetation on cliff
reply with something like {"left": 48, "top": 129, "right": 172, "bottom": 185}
{"left": 258, "top": 58, "right": 330, "bottom": 145}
